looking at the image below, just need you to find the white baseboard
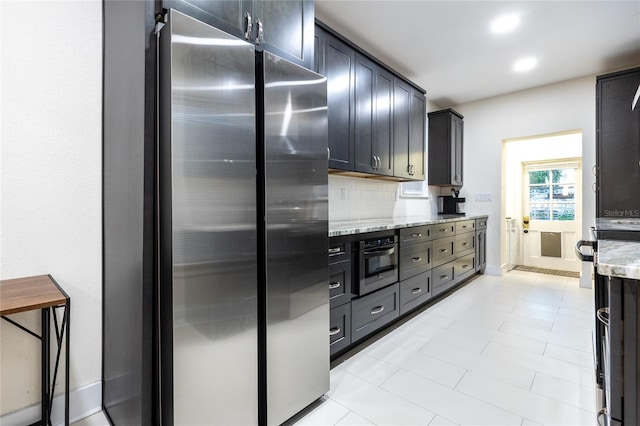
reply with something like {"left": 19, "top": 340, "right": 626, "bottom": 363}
{"left": 0, "top": 381, "right": 102, "bottom": 426}
{"left": 485, "top": 264, "right": 503, "bottom": 276}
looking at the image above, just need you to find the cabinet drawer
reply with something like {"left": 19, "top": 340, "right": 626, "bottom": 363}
{"left": 432, "top": 262, "right": 455, "bottom": 296}
{"left": 351, "top": 283, "right": 399, "bottom": 342}
{"left": 454, "top": 233, "right": 475, "bottom": 257}
{"left": 329, "top": 259, "right": 353, "bottom": 308}
{"left": 455, "top": 220, "right": 476, "bottom": 234}
{"left": 400, "top": 225, "right": 431, "bottom": 246}
{"left": 454, "top": 253, "right": 476, "bottom": 278}
{"left": 329, "top": 236, "right": 352, "bottom": 262}
{"left": 399, "top": 271, "right": 431, "bottom": 315}
{"left": 429, "top": 223, "right": 455, "bottom": 239}
{"left": 432, "top": 236, "right": 455, "bottom": 267}
{"left": 330, "top": 303, "right": 351, "bottom": 355}
{"left": 399, "top": 241, "right": 432, "bottom": 281}
{"left": 475, "top": 217, "right": 487, "bottom": 231}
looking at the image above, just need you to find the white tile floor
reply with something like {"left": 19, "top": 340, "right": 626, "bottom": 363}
{"left": 294, "top": 270, "right": 597, "bottom": 426}
{"left": 74, "top": 270, "right": 597, "bottom": 426}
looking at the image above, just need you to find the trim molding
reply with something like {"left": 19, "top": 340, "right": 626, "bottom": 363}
{"left": 0, "top": 381, "right": 101, "bottom": 426}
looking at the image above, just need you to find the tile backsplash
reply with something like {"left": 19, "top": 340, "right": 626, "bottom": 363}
{"left": 329, "top": 174, "right": 440, "bottom": 222}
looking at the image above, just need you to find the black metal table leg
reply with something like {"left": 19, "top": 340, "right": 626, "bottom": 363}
{"left": 42, "top": 307, "right": 51, "bottom": 425}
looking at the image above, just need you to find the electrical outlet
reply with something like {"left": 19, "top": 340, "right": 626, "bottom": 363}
{"left": 475, "top": 192, "right": 492, "bottom": 202}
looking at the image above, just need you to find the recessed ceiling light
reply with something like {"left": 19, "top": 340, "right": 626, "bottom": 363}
{"left": 491, "top": 14, "right": 520, "bottom": 34}
{"left": 514, "top": 57, "right": 537, "bottom": 72}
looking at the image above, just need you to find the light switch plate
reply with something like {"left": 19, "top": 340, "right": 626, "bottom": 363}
{"left": 475, "top": 192, "right": 492, "bottom": 202}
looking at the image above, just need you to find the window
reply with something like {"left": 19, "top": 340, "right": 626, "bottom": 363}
{"left": 528, "top": 168, "right": 575, "bottom": 221}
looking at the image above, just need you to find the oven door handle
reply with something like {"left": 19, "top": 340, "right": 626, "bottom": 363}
{"left": 363, "top": 247, "right": 395, "bottom": 257}
{"left": 575, "top": 240, "right": 595, "bottom": 262}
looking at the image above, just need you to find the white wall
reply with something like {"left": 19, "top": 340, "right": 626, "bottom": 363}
{"left": 454, "top": 76, "right": 597, "bottom": 285}
{"left": 0, "top": 0, "right": 102, "bottom": 420}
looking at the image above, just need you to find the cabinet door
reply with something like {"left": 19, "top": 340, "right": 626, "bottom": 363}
{"left": 253, "top": 0, "right": 313, "bottom": 69}
{"left": 451, "top": 113, "right": 464, "bottom": 185}
{"left": 393, "top": 78, "right": 411, "bottom": 179}
{"left": 168, "top": 0, "right": 252, "bottom": 41}
{"left": 354, "top": 53, "right": 376, "bottom": 173}
{"left": 409, "top": 88, "right": 426, "bottom": 181}
{"left": 375, "top": 67, "right": 394, "bottom": 176}
{"left": 319, "top": 27, "right": 356, "bottom": 170}
{"left": 394, "top": 81, "right": 426, "bottom": 181}
{"left": 355, "top": 54, "right": 393, "bottom": 176}
{"left": 597, "top": 68, "right": 640, "bottom": 218}
{"left": 476, "top": 229, "right": 486, "bottom": 272}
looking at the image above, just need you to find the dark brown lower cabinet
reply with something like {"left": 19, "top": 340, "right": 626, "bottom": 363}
{"left": 606, "top": 277, "right": 640, "bottom": 425}
{"left": 351, "top": 283, "right": 399, "bottom": 342}
{"left": 329, "top": 303, "right": 352, "bottom": 356}
{"left": 432, "top": 262, "right": 455, "bottom": 297}
{"left": 329, "top": 217, "right": 488, "bottom": 359}
{"left": 399, "top": 271, "right": 431, "bottom": 315}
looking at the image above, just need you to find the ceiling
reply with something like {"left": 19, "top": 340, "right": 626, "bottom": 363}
{"left": 315, "top": 1, "right": 640, "bottom": 107}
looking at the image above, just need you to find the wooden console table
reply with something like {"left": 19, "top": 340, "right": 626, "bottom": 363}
{"left": 1, "top": 274, "right": 70, "bottom": 425}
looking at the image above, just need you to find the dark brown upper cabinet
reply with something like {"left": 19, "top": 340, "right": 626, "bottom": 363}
{"left": 354, "top": 53, "right": 394, "bottom": 177}
{"left": 428, "top": 109, "right": 463, "bottom": 186}
{"left": 315, "top": 25, "right": 356, "bottom": 170}
{"left": 316, "top": 20, "right": 426, "bottom": 181}
{"left": 394, "top": 79, "right": 426, "bottom": 180}
{"left": 596, "top": 67, "right": 640, "bottom": 219}
{"left": 166, "top": 0, "right": 314, "bottom": 69}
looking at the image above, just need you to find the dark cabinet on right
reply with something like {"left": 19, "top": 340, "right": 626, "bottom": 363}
{"left": 596, "top": 67, "right": 640, "bottom": 219}
{"left": 428, "top": 109, "right": 464, "bottom": 186}
{"left": 475, "top": 218, "right": 487, "bottom": 273}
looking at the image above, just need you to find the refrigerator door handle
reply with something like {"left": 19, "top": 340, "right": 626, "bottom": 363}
{"left": 243, "top": 11, "right": 252, "bottom": 40}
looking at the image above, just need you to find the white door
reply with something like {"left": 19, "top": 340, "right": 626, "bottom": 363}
{"left": 521, "top": 160, "right": 582, "bottom": 272}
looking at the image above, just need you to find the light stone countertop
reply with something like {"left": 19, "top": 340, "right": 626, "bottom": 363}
{"left": 329, "top": 214, "right": 489, "bottom": 237}
{"left": 596, "top": 239, "right": 640, "bottom": 280}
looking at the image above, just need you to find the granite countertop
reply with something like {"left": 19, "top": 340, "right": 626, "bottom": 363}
{"left": 596, "top": 239, "right": 640, "bottom": 280}
{"left": 329, "top": 214, "right": 489, "bottom": 237}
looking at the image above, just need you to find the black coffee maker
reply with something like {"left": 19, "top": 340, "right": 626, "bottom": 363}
{"left": 439, "top": 188, "right": 465, "bottom": 216}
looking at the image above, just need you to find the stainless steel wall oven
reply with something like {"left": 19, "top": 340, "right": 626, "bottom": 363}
{"left": 357, "top": 232, "right": 399, "bottom": 296}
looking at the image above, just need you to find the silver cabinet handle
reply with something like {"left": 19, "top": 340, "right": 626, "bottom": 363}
{"left": 592, "top": 182, "right": 597, "bottom": 192}
{"left": 327, "top": 147, "right": 330, "bottom": 160}
{"left": 462, "top": 242, "right": 469, "bottom": 246}
{"left": 440, "top": 248, "right": 448, "bottom": 253}
{"left": 412, "top": 288, "right": 422, "bottom": 294}
{"left": 439, "top": 274, "right": 449, "bottom": 280}
{"left": 462, "top": 264, "right": 469, "bottom": 269}
{"left": 328, "top": 247, "right": 341, "bottom": 255}
{"left": 596, "top": 408, "right": 607, "bottom": 426}
{"left": 329, "top": 327, "right": 341, "bottom": 336}
{"left": 411, "top": 257, "right": 422, "bottom": 262}
{"left": 329, "top": 281, "right": 341, "bottom": 290}
{"left": 243, "top": 11, "right": 252, "bottom": 40}
{"left": 370, "top": 306, "right": 384, "bottom": 315}
{"left": 371, "top": 155, "right": 377, "bottom": 169}
{"left": 438, "top": 228, "right": 447, "bottom": 233}
{"left": 255, "top": 18, "right": 263, "bottom": 45}
{"left": 596, "top": 307, "right": 609, "bottom": 326}
{"left": 592, "top": 165, "right": 597, "bottom": 176}
{"left": 411, "top": 233, "right": 422, "bottom": 238}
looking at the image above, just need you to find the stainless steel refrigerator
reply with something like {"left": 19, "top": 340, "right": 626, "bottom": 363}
{"left": 157, "top": 9, "right": 328, "bottom": 425}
